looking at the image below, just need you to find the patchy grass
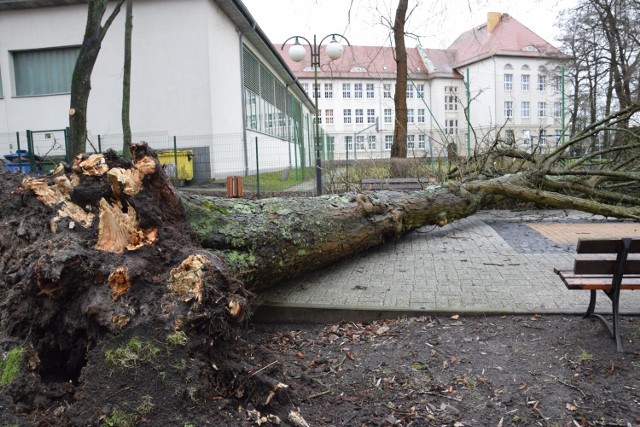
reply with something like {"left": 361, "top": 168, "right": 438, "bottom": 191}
{"left": 105, "top": 338, "right": 161, "bottom": 370}
{"left": 243, "top": 167, "right": 316, "bottom": 192}
{"left": 0, "top": 347, "right": 25, "bottom": 387}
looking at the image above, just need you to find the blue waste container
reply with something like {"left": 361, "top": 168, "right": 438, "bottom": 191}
{"left": 3, "top": 150, "right": 43, "bottom": 174}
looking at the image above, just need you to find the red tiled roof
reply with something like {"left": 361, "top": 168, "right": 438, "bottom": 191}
{"left": 276, "top": 44, "right": 461, "bottom": 80}
{"left": 448, "top": 13, "right": 562, "bottom": 67}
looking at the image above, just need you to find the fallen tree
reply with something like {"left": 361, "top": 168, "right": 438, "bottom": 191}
{"left": 0, "top": 100, "right": 638, "bottom": 424}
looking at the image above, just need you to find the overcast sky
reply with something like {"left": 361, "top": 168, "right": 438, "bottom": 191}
{"left": 242, "top": 0, "right": 577, "bottom": 49}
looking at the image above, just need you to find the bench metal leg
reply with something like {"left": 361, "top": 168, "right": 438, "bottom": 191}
{"left": 611, "top": 290, "right": 623, "bottom": 353}
{"left": 584, "top": 290, "right": 597, "bottom": 318}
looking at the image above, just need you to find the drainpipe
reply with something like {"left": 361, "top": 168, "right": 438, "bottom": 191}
{"left": 492, "top": 57, "right": 497, "bottom": 141}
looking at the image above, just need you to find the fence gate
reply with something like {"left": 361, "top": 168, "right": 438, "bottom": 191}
{"left": 26, "top": 128, "right": 70, "bottom": 173}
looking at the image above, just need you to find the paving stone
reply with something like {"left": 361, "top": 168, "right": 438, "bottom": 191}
{"left": 256, "top": 209, "right": 640, "bottom": 316}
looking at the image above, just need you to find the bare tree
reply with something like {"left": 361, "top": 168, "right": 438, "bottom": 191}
{"left": 69, "top": 0, "right": 126, "bottom": 159}
{"left": 390, "top": 0, "right": 409, "bottom": 164}
{"left": 122, "top": 0, "right": 133, "bottom": 159}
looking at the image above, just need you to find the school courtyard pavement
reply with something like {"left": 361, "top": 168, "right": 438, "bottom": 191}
{"left": 252, "top": 209, "right": 640, "bottom": 323}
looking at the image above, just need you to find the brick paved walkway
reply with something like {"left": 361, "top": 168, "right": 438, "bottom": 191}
{"left": 254, "top": 210, "right": 640, "bottom": 322}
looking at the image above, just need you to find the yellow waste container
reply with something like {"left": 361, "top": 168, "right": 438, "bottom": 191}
{"left": 157, "top": 150, "right": 194, "bottom": 181}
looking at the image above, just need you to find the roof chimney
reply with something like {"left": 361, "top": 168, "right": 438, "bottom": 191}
{"left": 487, "top": 12, "right": 502, "bottom": 33}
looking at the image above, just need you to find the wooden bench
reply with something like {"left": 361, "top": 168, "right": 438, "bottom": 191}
{"left": 554, "top": 238, "right": 640, "bottom": 352}
{"left": 361, "top": 177, "right": 435, "bottom": 190}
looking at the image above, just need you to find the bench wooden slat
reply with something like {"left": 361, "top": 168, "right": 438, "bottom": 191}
{"left": 577, "top": 238, "right": 640, "bottom": 254}
{"left": 573, "top": 259, "right": 640, "bottom": 275}
{"left": 361, "top": 177, "right": 434, "bottom": 190}
{"left": 555, "top": 269, "right": 640, "bottom": 290}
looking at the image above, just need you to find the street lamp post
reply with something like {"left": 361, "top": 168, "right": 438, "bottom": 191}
{"left": 282, "top": 34, "right": 350, "bottom": 196}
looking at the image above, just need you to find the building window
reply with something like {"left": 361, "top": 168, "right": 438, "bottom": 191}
{"left": 342, "top": 83, "right": 351, "bottom": 98}
{"left": 366, "top": 83, "right": 374, "bottom": 98}
{"left": 356, "top": 135, "right": 365, "bottom": 150}
{"left": 505, "top": 130, "right": 515, "bottom": 144}
{"left": 504, "top": 74, "right": 513, "bottom": 91}
{"left": 407, "top": 109, "right": 414, "bottom": 123}
{"left": 13, "top": 46, "right": 80, "bottom": 96}
{"left": 537, "top": 75, "right": 546, "bottom": 91}
{"left": 313, "top": 83, "right": 321, "bottom": 98}
{"left": 521, "top": 101, "right": 530, "bottom": 117}
{"left": 521, "top": 74, "right": 529, "bottom": 91}
{"left": 539, "top": 129, "right": 547, "bottom": 145}
{"left": 385, "top": 135, "right": 393, "bottom": 150}
{"left": 383, "top": 84, "right": 392, "bottom": 98}
{"left": 325, "top": 109, "right": 334, "bottom": 124}
{"left": 554, "top": 102, "right": 562, "bottom": 118}
{"left": 354, "top": 83, "right": 363, "bottom": 98}
{"left": 343, "top": 109, "right": 352, "bottom": 124}
{"left": 417, "top": 108, "right": 425, "bottom": 123}
{"left": 367, "top": 135, "right": 376, "bottom": 150}
{"left": 445, "top": 86, "right": 457, "bottom": 110}
{"left": 367, "top": 109, "right": 376, "bottom": 123}
{"left": 355, "top": 108, "right": 363, "bottom": 123}
{"left": 314, "top": 114, "right": 321, "bottom": 124}
{"left": 504, "top": 101, "right": 513, "bottom": 118}
{"left": 302, "top": 83, "right": 309, "bottom": 94}
{"left": 554, "top": 76, "right": 562, "bottom": 92}
{"left": 417, "top": 84, "right": 425, "bottom": 98}
{"left": 538, "top": 102, "right": 547, "bottom": 117}
{"left": 522, "top": 130, "right": 531, "bottom": 145}
{"left": 344, "top": 135, "right": 353, "bottom": 151}
{"left": 406, "top": 85, "right": 414, "bottom": 98}
{"left": 407, "top": 134, "right": 415, "bottom": 149}
{"left": 445, "top": 119, "right": 458, "bottom": 135}
{"left": 418, "top": 134, "right": 426, "bottom": 149}
{"left": 555, "top": 129, "right": 562, "bottom": 144}
{"left": 384, "top": 108, "right": 392, "bottom": 124}
{"left": 324, "top": 83, "right": 333, "bottom": 98}
{"left": 327, "top": 136, "right": 335, "bottom": 151}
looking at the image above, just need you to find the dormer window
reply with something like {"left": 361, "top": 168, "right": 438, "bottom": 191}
{"left": 522, "top": 45, "right": 539, "bottom": 52}
{"left": 303, "top": 66, "right": 319, "bottom": 72}
{"left": 350, "top": 66, "right": 367, "bottom": 72}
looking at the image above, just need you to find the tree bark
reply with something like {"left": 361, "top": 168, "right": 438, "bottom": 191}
{"left": 183, "top": 186, "right": 485, "bottom": 292}
{"left": 69, "top": 0, "right": 125, "bottom": 159}
{"left": 122, "top": 0, "right": 133, "bottom": 159}
{"left": 390, "top": 0, "right": 408, "bottom": 168}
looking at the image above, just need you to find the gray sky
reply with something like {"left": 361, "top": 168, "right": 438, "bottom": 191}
{"left": 242, "top": 0, "right": 577, "bottom": 49}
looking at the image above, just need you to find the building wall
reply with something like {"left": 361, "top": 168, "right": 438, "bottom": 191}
{"left": 0, "top": 0, "right": 244, "bottom": 137}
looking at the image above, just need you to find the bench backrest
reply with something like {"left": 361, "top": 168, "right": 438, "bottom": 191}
{"left": 574, "top": 238, "right": 640, "bottom": 275}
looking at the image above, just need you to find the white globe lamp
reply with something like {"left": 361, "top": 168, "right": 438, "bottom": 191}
{"left": 326, "top": 37, "right": 344, "bottom": 60}
{"left": 288, "top": 39, "right": 306, "bottom": 62}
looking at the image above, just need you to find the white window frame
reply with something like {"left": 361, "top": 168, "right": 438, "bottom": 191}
{"left": 521, "top": 101, "right": 530, "bottom": 118}
{"left": 383, "top": 83, "right": 392, "bottom": 98}
{"left": 367, "top": 109, "right": 376, "bottom": 124}
{"left": 504, "top": 74, "right": 513, "bottom": 91}
{"left": 521, "top": 74, "right": 529, "bottom": 91}
{"left": 324, "top": 83, "right": 333, "bottom": 98}
{"left": 342, "top": 83, "right": 351, "bottom": 98}
{"left": 325, "top": 109, "right": 334, "bottom": 124}
{"left": 354, "top": 83, "right": 363, "bottom": 98}
{"left": 504, "top": 101, "right": 513, "bottom": 118}
{"left": 384, "top": 135, "right": 393, "bottom": 150}
{"left": 366, "top": 83, "right": 374, "bottom": 98}
{"left": 343, "top": 109, "right": 352, "bottom": 124}
{"left": 355, "top": 108, "right": 364, "bottom": 124}
{"left": 384, "top": 108, "right": 392, "bottom": 124}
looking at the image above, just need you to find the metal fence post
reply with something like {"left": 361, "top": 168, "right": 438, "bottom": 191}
{"left": 64, "top": 127, "right": 71, "bottom": 162}
{"left": 255, "top": 136, "right": 260, "bottom": 197}
{"left": 173, "top": 136, "right": 178, "bottom": 180}
{"left": 26, "top": 130, "right": 35, "bottom": 170}
{"left": 98, "top": 135, "right": 102, "bottom": 153}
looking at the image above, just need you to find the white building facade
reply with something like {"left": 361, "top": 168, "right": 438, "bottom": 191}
{"left": 280, "top": 12, "right": 566, "bottom": 161}
{"left": 0, "top": 0, "right": 317, "bottom": 180}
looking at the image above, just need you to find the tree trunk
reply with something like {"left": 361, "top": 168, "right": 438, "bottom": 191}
{"left": 183, "top": 186, "right": 485, "bottom": 292}
{"left": 390, "top": 0, "right": 409, "bottom": 172}
{"left": 121, "top": 0, "right": 133, "bottom": 159}
{"left": 69, "top": 0, "right": 125, "bottom": 159}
